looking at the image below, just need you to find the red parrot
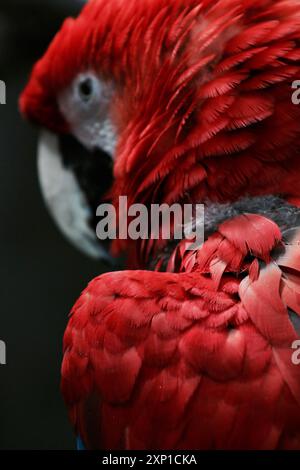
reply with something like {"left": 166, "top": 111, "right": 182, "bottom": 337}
{"left": 20, "top": 0, "right": 300, "bottom": 450}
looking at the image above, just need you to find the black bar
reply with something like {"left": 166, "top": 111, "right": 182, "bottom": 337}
{"left": 0, "top": 450, "right": 299, "bottom": 466}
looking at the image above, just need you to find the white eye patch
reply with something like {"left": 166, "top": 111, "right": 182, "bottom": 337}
{"left": 58, "top": 71, "right": 117, "bottom": 156}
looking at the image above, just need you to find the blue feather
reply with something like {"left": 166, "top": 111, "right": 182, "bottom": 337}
{"left": 77, "top": 436, "right": 86, "bottom": 451}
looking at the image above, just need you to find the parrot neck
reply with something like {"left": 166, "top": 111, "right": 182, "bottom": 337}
{"left": 114, "top": 195, "right": 300, "bottom": 270}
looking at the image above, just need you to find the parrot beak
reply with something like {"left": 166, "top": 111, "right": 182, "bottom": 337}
{"left": 37, "top": 130, "right": 114, "bottom": 263}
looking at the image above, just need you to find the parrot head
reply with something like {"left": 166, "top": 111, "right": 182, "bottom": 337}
{"left": 19, "top": 1, "right": 121, "bottom": 261}
{"left": 20, "top": 0, "right": 300, "bottom": 262}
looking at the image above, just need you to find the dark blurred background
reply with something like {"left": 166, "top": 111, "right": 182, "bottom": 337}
{"left": 0, "top": 0, "right": 107, "bottom": 450}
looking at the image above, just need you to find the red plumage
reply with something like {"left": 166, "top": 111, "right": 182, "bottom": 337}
{"left": 20, "top": 0, "right": 300, "bottom": 449}
{"left": 20, "top": 0, "right": 300, "bottom": 215}
{"left": 62, "top": 216, "right": 300, "bottom": 449}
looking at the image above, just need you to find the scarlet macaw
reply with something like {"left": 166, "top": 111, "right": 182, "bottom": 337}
{"left": 20, "top": 0, "right": 300, "bottom": 449}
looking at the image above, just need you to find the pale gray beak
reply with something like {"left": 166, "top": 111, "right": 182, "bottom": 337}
{"left": 37, "top": 130, "right": 113, "bottom": 261}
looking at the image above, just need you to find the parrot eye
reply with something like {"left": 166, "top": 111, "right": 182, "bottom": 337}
{"left": 58, "top": 71, "right": 117, "bottom": 156}
{"left": 78, "top": 77, "right": 94, "bottom": 103}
